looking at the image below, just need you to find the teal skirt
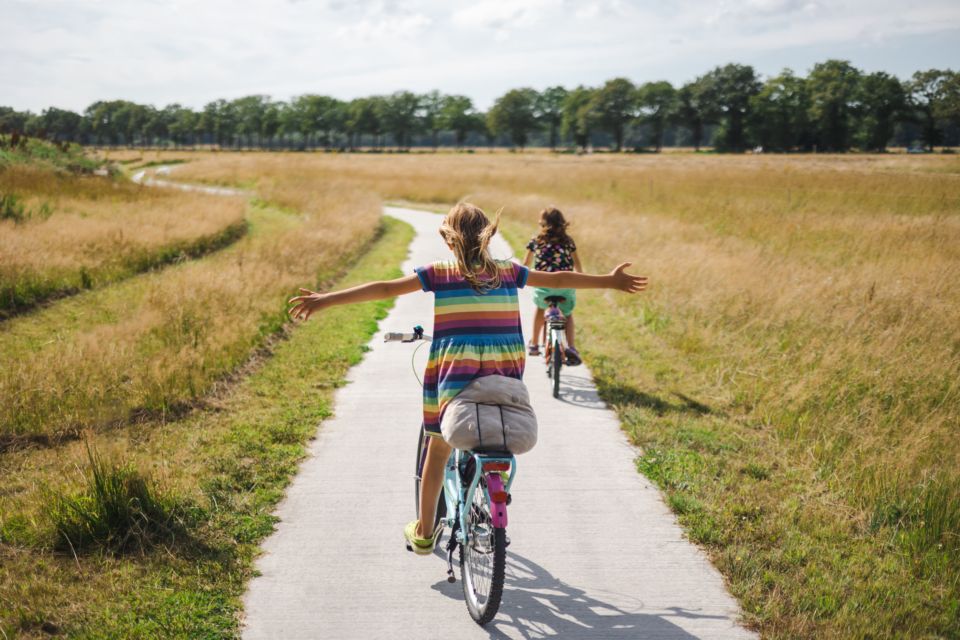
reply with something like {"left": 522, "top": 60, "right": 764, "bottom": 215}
{"left": 532, "top": 287, "right": 576, "bottom": 316}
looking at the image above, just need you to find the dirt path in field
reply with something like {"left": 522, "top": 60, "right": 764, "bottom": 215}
{"left": 131, "top": 166, "right": 250, "bottom": 197}
{"left": 238, "top": 205, "right": 756, "bottom": 639}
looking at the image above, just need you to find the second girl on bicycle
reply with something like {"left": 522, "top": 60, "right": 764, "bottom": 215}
{"left": 288, "top": 203, "right": 647, "bottom": 554}
{"left": 523, "top": 206, "right": 582, "bottom": 365}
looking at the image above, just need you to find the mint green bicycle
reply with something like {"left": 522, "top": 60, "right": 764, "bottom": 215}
{"left": 386, "top": 326, "right": 516, "bottom": 625}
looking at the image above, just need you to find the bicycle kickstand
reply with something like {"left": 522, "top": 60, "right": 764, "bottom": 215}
{"left": 445, "top": 530, "right": 458, "bottom": 583}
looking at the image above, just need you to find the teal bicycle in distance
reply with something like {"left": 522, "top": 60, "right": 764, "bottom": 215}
{"left": 543, "top": 295, "right": 568, "bottom": 398}
{"left": 386, "top": 326, "right": 516, "bottom": 625}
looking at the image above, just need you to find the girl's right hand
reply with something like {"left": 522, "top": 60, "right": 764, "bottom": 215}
{"left": 288, "top": 288, "right": 329, "bottom": 321}
{"left": 609, "top": 263, "right": 648, "bottom": 293}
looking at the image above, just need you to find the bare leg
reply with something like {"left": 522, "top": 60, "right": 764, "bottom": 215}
{"left": 531, "top": 308, "right": 545, "bottom": 348}
{"left": 417, "top": 436, "right": 452, "bottom": 537}
{"left": 565, "top": 314, "right": 576, "bottom": 348}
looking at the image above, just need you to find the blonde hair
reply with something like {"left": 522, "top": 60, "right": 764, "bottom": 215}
{"left": 439, "top": 202, "right": 501, "bottom": 292}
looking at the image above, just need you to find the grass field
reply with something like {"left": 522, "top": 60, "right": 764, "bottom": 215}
{"left": 0, "top": 212, "right": 413, "bottom": 638}
{"left": 0, "top": 149, "right": 249, "bottom": 318}
{"left": 0, "top": 158, "right": 380, "bottom": 446}
{"left": 155, "top": 149, "right": 959, "bottom": 638}
{"left": 2, "top": 147, "right": 959, "bottom": 638}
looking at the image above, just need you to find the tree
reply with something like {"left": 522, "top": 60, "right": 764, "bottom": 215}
{"left": 637, "top": 81, "right": 676, "bottom": 151}
{"left": 438, "top": 95, "right": 478, "bottom": 148}
{"left": 589, "top": 78, "right": 636, "bottom": 151}
{"left": 199, "top": 99, "right": 237, "bottom": 147}
{"left": 561, "top": 86, "right": 595, "bottom": 151}
{"left": 260, "top": 101, "right": 283, "bottom": 149}
{"left": 377, "top": 91, "right": 420, "bottom": 149}
{"left": 232, "top": 95, "right": 271, "bottom": 148}
{"left": 748, "top": 69, "right": 812, "bottom": 151}
{"left": 85, "top": 100, "right": 126, "bottom": 145}
{"left": 34, "top": 107, "right": 84, "bottom": 143}
{"left": 674, "top": 79, "right": 709, "bottom": 151}
{"left": 487, "top": 88, "right": 538, "bottom": 149}
{"left": 855, "top": 72, "right": 907, "bottom": 152}
{"left": 940, "top": 72, "right": 960, "bottom": 133}
{"left": 345, "top": 97, "right": 380, "bottom": 149}
{"left": 700, "top": 64, "right": 761, "bottom": 151}
{"left": 535, "top": 86, "right": 568, "bottom": 149}
{"left": 909, "top": 69, "right": 951, "bottom": 151}
{"left": 420, "top": 90, "right": 444, "bottom": 149}
{"left": 0, "top": 107, "right": 32, "bottom": 135}
{"left": 807, "top": 59, "right": 862, "bottom": 152}
{"left": 164, "top": 104, "right": 197, "bottom": 147}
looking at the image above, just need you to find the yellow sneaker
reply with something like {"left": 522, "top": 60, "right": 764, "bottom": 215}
{"left": 404, "top": 520, "right": 442, "bottom": 555}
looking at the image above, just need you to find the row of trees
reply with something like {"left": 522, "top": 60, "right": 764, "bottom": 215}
{"left": 3, "top": 61, "right": 958, "bottom": 153}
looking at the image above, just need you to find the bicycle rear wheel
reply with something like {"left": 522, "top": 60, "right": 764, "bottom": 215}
{"left": 415, "top": 425, "right": 446, "bottom": 530}
{"left": 460, "top": 476, "right": 507, "bottom": 625}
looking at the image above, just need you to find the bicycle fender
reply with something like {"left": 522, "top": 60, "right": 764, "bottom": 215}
{"left": 485, "top": 472, "right": 509, "bottom": 528}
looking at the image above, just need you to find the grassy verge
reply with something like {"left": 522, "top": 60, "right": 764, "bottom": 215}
{"left": 1, "top": 180, "right": 379, "bottom": 444}
{"left": 0, "top": 216, "right": 413, "bottom": 639}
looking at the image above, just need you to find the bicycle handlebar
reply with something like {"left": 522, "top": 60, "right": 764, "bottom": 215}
{"left": 384, "top": 325, "right": 432, "bottom": 343}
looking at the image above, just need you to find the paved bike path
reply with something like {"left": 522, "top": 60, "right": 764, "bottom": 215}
{"left": 242, "top": 206, "right": 755, "bottom": 639}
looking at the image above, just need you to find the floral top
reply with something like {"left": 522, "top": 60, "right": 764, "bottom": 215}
{"left": 526, "top": 237, "right": 577, "bottom": 272}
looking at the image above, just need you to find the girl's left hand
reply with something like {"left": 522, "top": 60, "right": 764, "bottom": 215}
{"left": 288, "top": 288, "right": 328, "bottom": 321}
{"left": 609, "top": 263, "right": 649, "bottom": 293}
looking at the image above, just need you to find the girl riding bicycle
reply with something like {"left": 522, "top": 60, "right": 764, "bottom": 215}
{"left": 288, "top": 203, "right": 647, "bottom": 554}
{"left": 522, "top": 207, "right": 582, "bottom": 365}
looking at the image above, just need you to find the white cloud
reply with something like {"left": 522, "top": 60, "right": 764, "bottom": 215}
{"left": 1, "top": 0, "right": 958, "bottom": 112}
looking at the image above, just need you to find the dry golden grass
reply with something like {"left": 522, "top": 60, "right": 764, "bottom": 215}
{"left": 0, "top": 167, "right": 379, "bottom": 443}
{"left": 0, "top": 165, "right": 248, "bottom": 315}
{"left": 171, "top": 151, "right": 960, "bottom": 474}
{"left": 162, "top": 149, "right": 960, "bottom": 637}
{"left": 8, "top": 147, "right": 956, "bottom": 635}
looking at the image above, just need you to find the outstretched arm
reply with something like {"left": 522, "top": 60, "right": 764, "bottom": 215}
{"left": 522, "top": 249, "right": 534, "bottom": 267}
{"left": 288, "top": 273, "right": 422, "bottom": 321}
{"left": 526, "top": 262, "right": 647, "bottom": 293}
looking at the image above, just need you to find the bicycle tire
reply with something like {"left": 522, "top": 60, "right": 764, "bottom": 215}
{"left": 552, "top": 338, "right": 562, "bottom": 398}
{"left": 415, "top": 425, "right": 446, "bottom": 530}
{"left": 460, "top": 479, "right": 507, "bottom": 625}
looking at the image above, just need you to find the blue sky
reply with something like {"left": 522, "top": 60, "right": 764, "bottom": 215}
{"left": 3, "top": 0, "right": 959, "bottom": 113}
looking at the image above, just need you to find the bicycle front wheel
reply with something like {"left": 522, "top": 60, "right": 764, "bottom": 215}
{"left": 415, "top": 425, "right": 446, "bottom": 531}
{"left": 460, "top": 476, "right": 506, "bottom": 625}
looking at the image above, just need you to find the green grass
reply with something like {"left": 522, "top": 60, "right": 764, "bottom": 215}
{"left": 0, "top": 137, "right": 100, "bottom": 174}
{"left": 0, "top": 215, "right": 413, "bottom": 638}
{"left": 49, "top": 441, "right": 189, "bottom": 555}
{"left": 578, "top": 297, "right": 960, "bottom": 639}
{"left": 498, "top": 213, "right": 960, "bottom": 639}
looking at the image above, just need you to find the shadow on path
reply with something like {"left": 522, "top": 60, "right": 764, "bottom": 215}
{"left": 432, "top": 552, "right": 726, "bottom": 639}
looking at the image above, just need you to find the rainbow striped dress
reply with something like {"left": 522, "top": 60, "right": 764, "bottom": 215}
{"left": 415, "top": 260, "right": 529, "bottom": 437}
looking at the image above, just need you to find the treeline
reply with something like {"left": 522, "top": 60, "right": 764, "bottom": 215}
{"left": 2, "top": 61, "right": 959, "bottom": 153}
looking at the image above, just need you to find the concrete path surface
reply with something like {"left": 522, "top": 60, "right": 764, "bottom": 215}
{"left": 241, "top": 206, "right": 756, "bottom": 639}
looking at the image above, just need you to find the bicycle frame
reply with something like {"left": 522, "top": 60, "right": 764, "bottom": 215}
{"left": 443, "top": 450, "right": 516, "bottom": 543}
{"left": 390, "top": 327, "right": 516, "bottom": 547}
{"left": 543, "top": 304, "right": 567, "bottom": 360}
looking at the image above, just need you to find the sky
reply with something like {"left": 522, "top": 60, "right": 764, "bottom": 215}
{"left": 3, "top": 0, "right": 960, "bottom": 113}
